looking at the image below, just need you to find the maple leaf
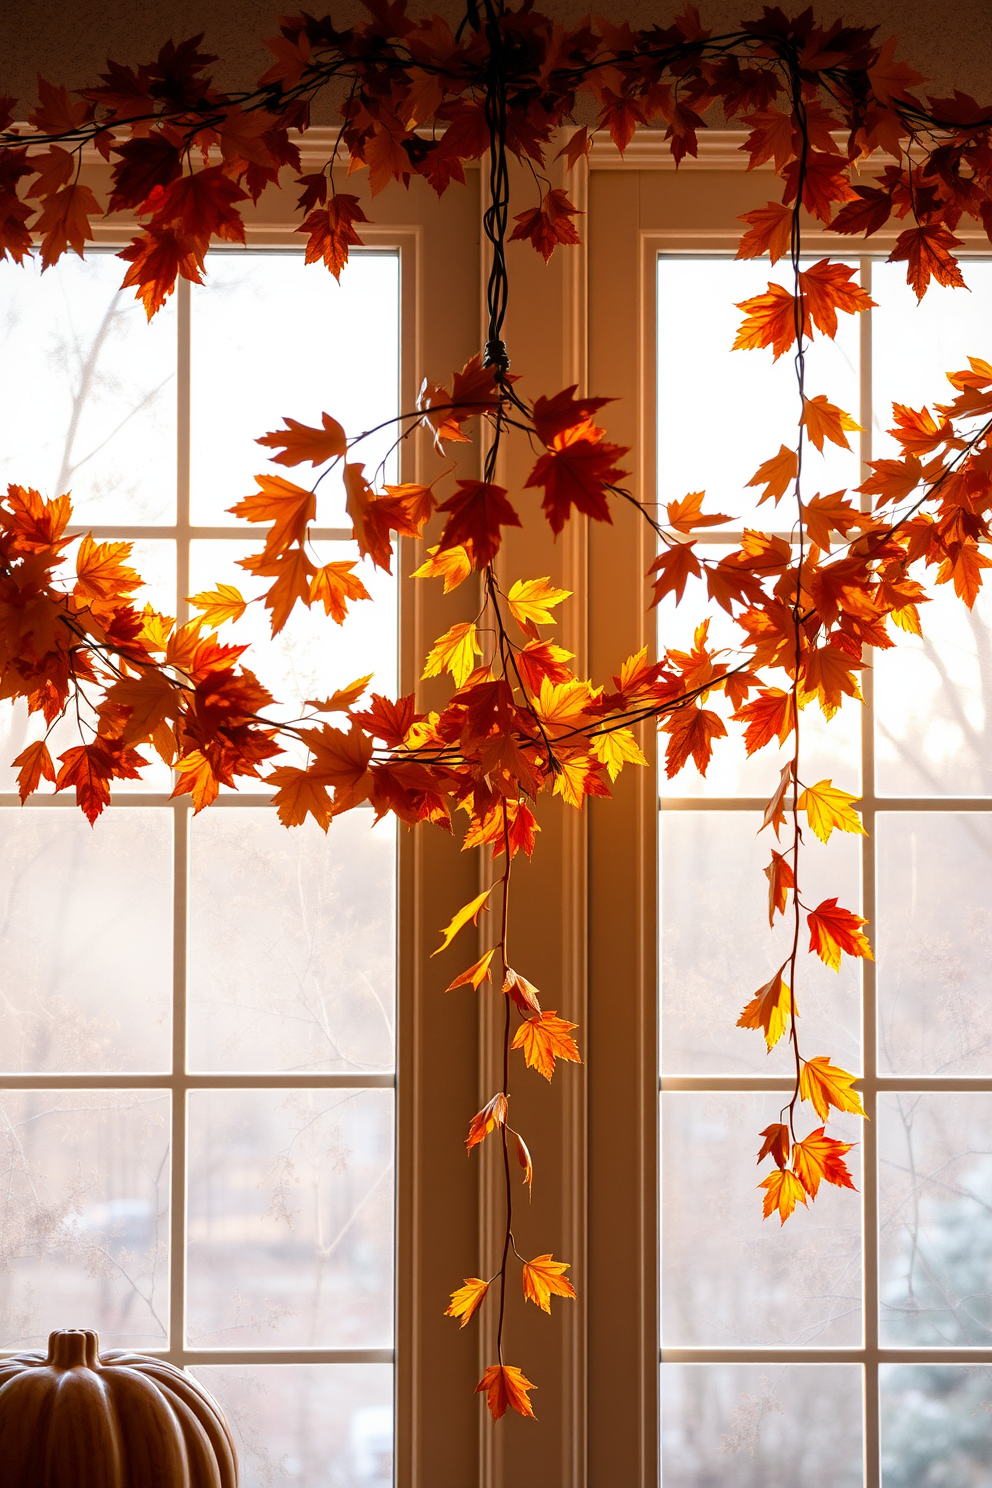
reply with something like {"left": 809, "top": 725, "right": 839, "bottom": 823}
{"left": 431, "top": 887, "right": 493, "bottom": 956}
{"left": 516, "top": 639, "right": 575, "bottom": 693}
{"left": 411, "top": 543, "right": 472, "bottom": 592}
{"left": 188, "top": 585, "right": 247, "bottom": 628}
{"left": 56, "top": 741, "right": 145, "bottom": 824}
{"left": 733, "top": 282, "right": 797, "bottom": 360}
{"left": 476, "top": 1364, "right": 536, "bottom": 1421}
{"left": 422, "top": 621, "right": 483, "bottom": 688}
{"left": 74, "top": 536, "right": 141, "bottom": 604}
{"left": 447, "top": 950, "right": 496, "bottom": 992}
{"left": 299, "top": 721, "right": 373, "bottom": 804}
{"left": 888, "top": 225, "right": 966, "bottom": 300}
{"left": 667, "top": 491, "right": 731, "bottom": 532}
{"left": 759, "top": 1168, "right": 808, "bottom": 1224}
{"left": 764, "top": 850, "right": 795, "bottom": 926}
{"left": 522, "top": 1254, "right": 576, "bottom": 1313}
{"left": 791, "top": 1127, "right": 857, "bottom": 1197}
{"left": 239, "top": 545, "right": 316, "bottom": 635}
{"left": 466, "top": 1092, "right": 508, "bottom": 1150}
{"left": 100, "top": 669, "right": 179, "bottom": 746}
{"left": 12, "top": 740, "right": 55, "bottom": 802}
{"left": 445, "top": 1278, "right": 489, "bottom": 1327}
{"left": 526, "top": 422, "right": 627, "bottom": 534}
{"left": 119, "top": 225, "right": 206, "bottom": 317}
{"left": 782, "top": 150, "right": 859, "bottom": 223}
{"left": 737, "top": 966, "right": 794, "bottom": 1051}
{"left": 662, "top": 705, "right": 727, "bottom": 778}
{"left": 799, "top": 1055, "right": 867, "bottom": 1122}
{"left": 735, "top": 688, "right": 794, "bottom": 754}
{"left": 797, "top": 779, "right": 866, "bottom": 843}
{"left": 803, "top": 491, "right": 873, "bottom": 549}
{"left": 649, "top": 542, "right": 701, "bottom": 605}
{"left": 757, "top": 1122, "right": 791, "bottom": 1170}
{"left": 807, "top": 898, "right": 873, "bottom": 972}
{"left": 512, "top": 1011, "right": 581, "bottom": 1081}
{"left": 531, "top": 387, "right": 613, "bottom": 446}
{"left": 747, "top": 446, "right": 797, "bottom": 505}
{"left": 436, "top": 480, "right": 521, "bottom": 567}
{"left": 762, "top": 762, "right": 794, "bottom": 838}
{"left": 802, "top": 395, "right": 861, "bottom": 453}
{"left": 306, "top": 676, "right": 373, "bottom": 714}
{"left": 507, "top": 577, "right": 570, "bottom": 637}
{"left": 299, "top": 195, "right": 368, "bottom": 278}
{"left": 590, "top": 726, "right": 648, "bottom": 782}
{"left": 798, "top": 260, "right": 875, "bottom": 338}
{"left": 868, "top": 35, "right": 926, "bottom": 106}
{"left": 29, "top": 77, "right": 90, "bottom": 134}
{"left": 33, "top": 180, "right": 99, "bottom": 267}
{"left": 229, "top": 474, "right": 315, "bottom": 553}
{"left": 740, "top": 107, "right": 796, "bottom": 171}
{"left": 502, "top": 968, "right": 542, "bottom": 1017}
{"left": 342, "top": 462, "right": 394, "bottom": 573}
{"left": 858, "top": 454, "right": 924, "bottom": 505}
{"left": 513, "top": 1130, "right": 534, "bottom": 1195}
{"left": 509, "top": 188, "right": 581, "bottom": 261}
{"left": 827, "top": 185, "right": 892, "bottom": 238}
{"left": 736, "top": 201, "right": 792, "bottom": 264}
{"left": 309, "top": 562, "right": 371, "bottom": 623}
{"left": 256, "top": 412, "right": 347, "bottom": 467}
{"left": 267, "top": 765, "right": 334, "bottom": 830}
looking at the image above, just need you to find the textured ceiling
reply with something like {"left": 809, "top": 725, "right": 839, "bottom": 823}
{"left": 2, "top": 0, "right": 989, "bottom": 121}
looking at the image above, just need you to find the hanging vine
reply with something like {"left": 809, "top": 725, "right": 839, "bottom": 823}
{"left": 3, "top": 2, "right": 992, "bottom": 1419}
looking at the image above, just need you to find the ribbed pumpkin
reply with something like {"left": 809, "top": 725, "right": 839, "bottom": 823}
{"left": 0, "top": 1329, "right": 238, "bottom": 1487}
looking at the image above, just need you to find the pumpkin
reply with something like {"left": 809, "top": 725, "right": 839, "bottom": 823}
{"left": 0, "top": 1329, "right": 238, "bottom": 1487}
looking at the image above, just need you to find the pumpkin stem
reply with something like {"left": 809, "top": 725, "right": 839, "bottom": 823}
{"left": 47, "top": 1330, "right": 100, "bottom": 1368}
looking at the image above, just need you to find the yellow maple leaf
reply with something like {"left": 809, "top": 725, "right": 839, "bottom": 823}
{"left": 797, "top": 778, "right": 866, "bottom": 843}
{"left": 736, "top": 966, "right": 795, "bottom": 1051}
{"left": 445, "top": 1277, "right": 489, "bottom": 1327}
{"left": 799, "top": 1055, "right": 867, "bottom": 1122}
{"left": 411, "top": 543, "right": 473, "bottom": 592}
{"left": 422, "top": 621, "right": 483, "bottom": 688}
{"left": 521, "top": 1254, "right": 576, "bottom": 1313}
{"left": 507, "top": 576, "right": 571, "bottom": 636}
{"left": 590, "top": 725, "right": 648, "bottom": 781}
{"left": 431, "top": 887, "right": 493, "bottom": 957}
{"left": 759, "top": 1167, "right": 808, "bottom": 1223}
{"left": 188, "top": 584, "right": 247, "bottom": 628}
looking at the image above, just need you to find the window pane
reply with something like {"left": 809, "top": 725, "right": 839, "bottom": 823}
{"left": 189, "top": 253, "right": 399, "bottom": 525}
{"left": 661, "top": 1093, "right": 862, "bottom": 1346}
{"left": 0, "top": 1090, "right": 169, "bottom": 1349}
{"left": 0, "top": 809, "right": 171, "bottom": 1073}
{"left": 877, "top": 815, "right": 992, "bottom": 1075}
{"left": 661, "top": 1363, "right": 863, "bottom": 1488}
{"left": 0, "top": 253, "right": 176, "bottom": 524}
{"left": 186, "top": 1088, "right": 393, "bottom": 1347}
{"left": 658, "top": 257, "right": 860, "bottom": 532}
{"left": 879, "top": 1093, "right": 992, "bottom": 1347}
{"left": 660, "top": 813, "right": 862, "bottom": 1075}
{"left": 188, "top": 810, "right": 395, "bottom": 1074}
{"left": 192, "top": 1364, "right": 393, "bottom": 1487}
{"left": 881, "top": 1364, "right": 992, "bottom": 1488}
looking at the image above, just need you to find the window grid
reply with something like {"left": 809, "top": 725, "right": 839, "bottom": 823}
{"left": 0, "top": 273, "right": 395, "bottom": 1372}
{"left": 658, "top": 256, "right": 992, "bottom": 1488}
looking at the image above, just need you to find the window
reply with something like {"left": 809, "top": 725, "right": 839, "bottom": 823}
{"left": 0, "top": 245, "right": 400, "bottom": 1481}
{"left": 656, "top": 253, "right": 992, "bottom": 1487}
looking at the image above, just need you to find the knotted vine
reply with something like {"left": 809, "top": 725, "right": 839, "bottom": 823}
{"left": 3, "top": 1, "right": 992, "bottom": 1419}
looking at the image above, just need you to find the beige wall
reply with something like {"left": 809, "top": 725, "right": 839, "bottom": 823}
{"left": 2, "top": 0, "right": 991, "bottom": 120}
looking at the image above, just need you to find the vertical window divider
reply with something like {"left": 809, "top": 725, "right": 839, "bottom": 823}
{"left": 169, "top": 275, "right": 192, "bottom": 1367}
{"left": 858, "top": 255, "right": 881, "bottom": 1488}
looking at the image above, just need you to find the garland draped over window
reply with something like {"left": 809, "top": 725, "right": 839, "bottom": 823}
{"left": 3, "top": 0, "right": 992, "bottom": 1421}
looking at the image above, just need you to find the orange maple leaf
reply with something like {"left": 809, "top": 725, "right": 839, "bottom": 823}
{"left": 436, "top": 480, "right": 521, "bottom": 567}
{"left": 510, "top": 187, "right": 581, "bottom": 261}
{"left": 309, "top": 561, "right": 371, "bottom": 623}
{"left": 257, "top": 412, "right": 347, "bottom": 467}
{"left": 807, "top": 897, "right": 873, "bottom": 971}
{"left": 525, "top": 423, "right": 627, "bottom": 533}
{"left": 12, "top": 740, "right": 55, "bottom": 802}
{"left": 267, "top": 766, "right": 334, "bottom": 830}
{"left": 513, "top": 1130, "right": 534, "bottom": 1195}
{"left": 446, "top": 950, "right": 496, "bottom": 991}
{"left": 229, "top": 474, "right": 315, "bottom": 554}
{"left": 737, "top": 966, "right": 794, "bottom": 1050}
{"left": 757, "top": 1122, "right": 791, "bottom": 1170}
{"left": 801, "top": 394, "right": 862, "bottom": 453}
{"left": 733, "top": 282, "right": 798, "bottom": 360}
{"left": 736, "top": 201, "right": 792, "bottom": 264}
{"left": 522, "top": 1254, "right": 576, "bottom": 1312}
{"left": 791, "top": 1126, "right": 857, "bottom": 1197}
{"left": 759, "top": 1167, "right": 808, "bottom": 1223}
{"left": 661, "top": 704, "right": 727, "bottom": 778}
{"left": 466, "top": 1092, "right": 508, "bottom": 1150}
{"left": 502, "top": 968, "right": 542, "bottom": 1016}
{"left": 299, "top": 195, "right": 368, "bottom": 278}
{"left": 446, "top": 1278, "right": 489, "bottom": 1327}
{"left": 888, "top": 224, "right": 966, "bottom": 300}
{"left": 511, "top": 1011, "right": 581, "bottom": 1081}
{"left": 667, "top": 490, "right": 731, "bottom": 532}
{"left": 747, "top": 445, "right": 798, "bottom": 505}
{"left": 799, "top": 1055, "right": 867, "bottom": 1122}
{"left": 764, "top": 850, "right": 795, "bottom": 926}
{"left": 476, "top": 1364, "right": 536, "bottom": 1421}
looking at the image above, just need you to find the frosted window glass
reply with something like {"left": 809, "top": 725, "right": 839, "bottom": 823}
{"left": 662, "top": 1364, "right": 863, "bottom": 1488}
{"left": 662, "top": 1093, "right": 862, "bottom": 1346}
{"left": 188, "top": 810, "right": 395, "bottom": 1074}
{"left": 189, "top": 253, "right": 399, "bottom": 524}
{"left": 192, "top": 1365, "right": 393, "bottom": 1487}
{"left": 0, "top": 810, "right": 171, "bottom": 1073}
{"left": 881, "top": 1364, "right": 992, "bottom": 1487}
{"left": 661, "top": 812, "right": 862, "bottom": 1075}
{"left": 186, "top": 1088, "right": 393, "bottom": 1348}
{"left": 0, "top": 1090, "right": 169, "bottom": 1349}
{"left": 0, "top": 253, "right": 176, "bottom": 523}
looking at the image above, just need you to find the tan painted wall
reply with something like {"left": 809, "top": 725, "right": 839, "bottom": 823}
{"left": 2, "top": 0, "right": 991, "bottom": 119}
